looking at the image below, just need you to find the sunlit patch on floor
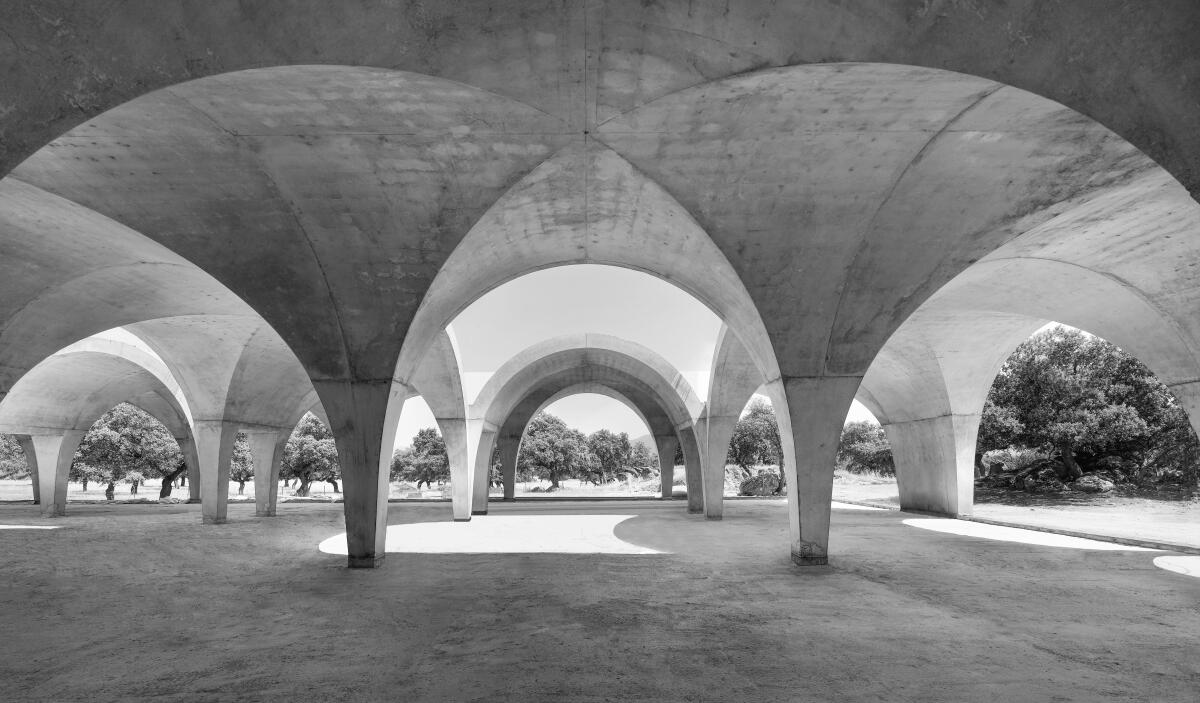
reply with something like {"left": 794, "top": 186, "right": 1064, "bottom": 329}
{"left": 832, "top": 502, "right": 887, "bottom": 511}
{"left": 902, "top": 518, "right": 1158, "bottom": 551}
{"left": 1153, "top": 556, "right": 1200, "bottom": 578}
{"left": 318, "top": 515, "right": 666, "bottom": 555}
{"left": 0, "top": 525, "right": 60, "bottom": 530}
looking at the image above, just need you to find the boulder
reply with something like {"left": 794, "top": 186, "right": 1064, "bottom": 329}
{"left": 739, "top": 472, "right": 781, "bottom": 496}
{"left": 1074, "top": 474, "right": 1115, "bottom": 493}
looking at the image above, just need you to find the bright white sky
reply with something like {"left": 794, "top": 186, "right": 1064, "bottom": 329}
{"left": 393, "top": 265, "right": 876, "bottom": 449}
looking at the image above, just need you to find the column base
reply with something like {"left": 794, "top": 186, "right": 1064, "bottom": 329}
{"left": 453, "top": 517, "right": 471, "bottom": 522}
{"left": 186, "top": 498, "right": 201, "bottom": 504}
{"left": 471, "top": 509, "right": 487, "bottom": 516}
{"left": 347, "top": 554, "right": 384, "bottom": 569}
{"left": 790, "top": 542, "right": 829, "bottom": 566}
{"left": 201, "top": 516, "right": 227, "bottom": 525}
{"left": 40, "top": 506, "right": 66, "bottom": 518}
{"left": 686, "top": 506, "right": 703, "bottom": 514}
{"left": 705, "top": 514, "right": 723, "bottom": 521}
{"left": 255, "top": 509, "right": 276, "bottom": 517}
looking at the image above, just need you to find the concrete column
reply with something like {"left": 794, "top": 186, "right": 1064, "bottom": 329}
{"left": 246, "top": 429, "right": 289, "bottom": 517}
{"left": 29, "top": 431, "right": 84, "bottom": 517}
{"left": 701, "top": 414, "right": 739, "bottom": 520}
{"left": 316, "top": 380, "right": 402, "bottom": 568}
{"left": 177, "top": 435, "right": 201, "bottom": 503}
{"left": 193, "top": 420, "right": 239, "bottom": 525}
{"left": 776, "top": 376, "right": 861, "bottom": 566}
{"left": 14, "top": 434, "right": 39, "bottom": 504}
{"left": 884, "top": 414, "right": 979, "bottom": 517}
{"left": 442, "top": 418, "right": 476, "bottom": 521}
{"left": 497, "top": 436, "right": 519, "bottom": 500}
{"left": 654, "top": 434, "right": 679, "bottom": 499}
{"left": 678, "top": 426, "right": 704, "bottom": 514}
{"left": 470, "top": 424, "right": 493, "bottom": 516}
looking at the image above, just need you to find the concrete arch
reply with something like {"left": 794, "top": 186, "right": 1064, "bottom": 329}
{"left": 0, "top": 344, "right": 196, "bottom": 517}
{"left": 491, "top": 382, "right": 688, "bottom": 503}
{"left": 461, "top": 334, "right": 706, "bottom": 520}
{"left": 2, "top": 3, "right": 1197, "bottom": 197}
{"left": 699, "top": 325, "right": 774, "bottom": 520}
{"left": 2, "top": 12, "right": 1198, "bottom": 569}
{"left": 861, "top": 169, "right": 1200, "bottom": 518}
{"left": 395, "top": 142, "right": 781, "bottom": 388}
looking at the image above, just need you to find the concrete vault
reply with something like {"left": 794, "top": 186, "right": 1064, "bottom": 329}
{"left": 0, "top": 2, "right": 1198, "bottom": 569}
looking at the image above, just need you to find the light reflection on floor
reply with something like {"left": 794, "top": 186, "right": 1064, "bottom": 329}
{"left": 318, "top": 514, "right": 665, "bottom": 555}
{"left": 903, "top": 518, "right": 1158, "bottom": 551}
{"left": 0, "top": 525, "right": 60, "bottom": 530}
{"left": 1153, "top": 556, "right": 1200, "bottom": 578}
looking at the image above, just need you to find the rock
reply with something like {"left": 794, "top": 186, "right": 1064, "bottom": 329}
{"left": 1074, "top": 474, "right": 1115, "bottom": 493}
{"left": 739, "top": 472, "right": 781, "bottom": 496}
{"left": 1022, "top": 476, "right": 1040, "bottom": 492}
{"left": 1037, "top": 467, "right": 1060, "bottom": 483}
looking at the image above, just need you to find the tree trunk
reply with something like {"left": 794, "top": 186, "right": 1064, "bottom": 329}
{"left": 549, "top": 477, "right": 560, "bottom": 489}
{"left": 295, "top": 478, "right": 312, "bottom": 497}
{"left": 160, "top": 465, "right": 187, "bottom": 498}
{"left": 104, "top": 481, "right": 115, "bottom": 501}
{"left": 326, "top": 479, "right": 339, "bottom": 493}
{"left": 1060, "top": 441, "right": 1083, "bottom": 480}
{"left": 130, "top": 480, "right": 138, "bottom": 494}
{"left": 81, "top": 478, "right": 88, "bottom": 492}
{"left": 237, "top": 481, "right": 245, "bottom": 495}
{"left": 974, "top": 451, "right": 986, "bottom": 479}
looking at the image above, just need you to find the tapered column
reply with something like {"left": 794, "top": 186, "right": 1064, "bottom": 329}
{"left": 885, "top": 414, "right": 979, "bottom": 517}
{"left": 497, "top": 436, "right": 520, "bottom": 500}
{"left": 29, "top": 431, "right": 84, "bottom": 517}
{"left": 440, "top": 418, "right": 476, "bottom": 521}
{"left": 468, "top": 427, "right": 487, "bottom": 513}
{"left": 246, "top": 429, "right": 289, "bottom": 517}
{"left": 775, "top": 377, "right": 861, "bottom": 566}
{"left": 177, "top": 435, "right": 201, "bottom": 503}
{"left": 14, "top": 434, "right": 39, "bottom": 504}
{"left": 316, "top": 380, "right": 402, "bottom": 568}
{"left": 701, "top": 414, "right": 739, "bottom": 520}
{"left": 678, "top": 425, "right": 703, "bottom": 514}
{"left": 654, "top": 434, "right": 679, "bottom": 499}
{"left": 194, "top": 420, "right": 239, "bottom": 525}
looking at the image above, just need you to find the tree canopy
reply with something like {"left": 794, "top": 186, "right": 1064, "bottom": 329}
{"left": 391, "top": 427, "right": 449, "bottom": 489}
{"left": 72, "top": 403, "right": 183, "bottom": 498}
{"left": 280, "top": 414, "right": 340, "bottom": 496}
{"left": 978, "top": 326, "right": 1198, "bottom": 485}
{"left": 517, "top": 413, "right": 594, "bottom": 489}
{"left": 728, "top": 398, "right": 783, "bottom": 473}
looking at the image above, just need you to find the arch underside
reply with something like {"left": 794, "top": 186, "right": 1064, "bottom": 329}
{"left": 1, "top": 4, "right": 1197, "bottom": 565}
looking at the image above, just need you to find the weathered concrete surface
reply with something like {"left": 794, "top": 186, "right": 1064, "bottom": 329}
{"left": 1, "top": 499, "right": 1196, "bottom": 702}
{"left": 2, "top": 2, "right": 1198, "bottom": 198}
{"left": 1, "top": 4, "right": 1199, "bottom": 569}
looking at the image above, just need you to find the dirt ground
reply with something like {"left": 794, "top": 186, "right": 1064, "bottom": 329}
{"left": 1, "top": 498, "right": 1197, "bottom": 702}
{"left": 832, "top": 472, "right": 1200, "bottom": 550}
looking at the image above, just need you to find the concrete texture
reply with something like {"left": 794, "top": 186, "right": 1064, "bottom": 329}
{"left": 0, "top": 499, "right": 1196, "bottom": 702}
{"left": 0, "top": 3, "right": 1198, "bottom": 568}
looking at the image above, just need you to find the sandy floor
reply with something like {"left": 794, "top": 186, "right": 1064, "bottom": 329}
{"left": 1, "top": 499, "right": 1197, "bottom": 702}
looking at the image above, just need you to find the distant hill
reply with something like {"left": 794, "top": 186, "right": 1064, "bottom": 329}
{"left": 631, "top": 434, "right": 655, "bottom": 454}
